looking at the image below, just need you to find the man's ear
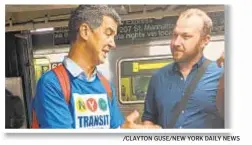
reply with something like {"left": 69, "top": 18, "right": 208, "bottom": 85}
{"left": 79, "top": 23, "right": 90, "bottom": 41}
{"left": 200, "top": 34, "right": 211, "bottom": 48}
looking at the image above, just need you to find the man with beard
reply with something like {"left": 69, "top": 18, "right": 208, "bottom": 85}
{"left": 141, "top": 8, "right": 224, "bottom": 128}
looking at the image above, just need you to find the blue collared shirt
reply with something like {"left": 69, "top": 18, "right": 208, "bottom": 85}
{"left": 142, "top": 57, "right": 224, "bottom": 128}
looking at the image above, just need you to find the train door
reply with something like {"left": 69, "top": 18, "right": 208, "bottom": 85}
{"left": 10, "top": 32, "right": 36, "bottom": 127}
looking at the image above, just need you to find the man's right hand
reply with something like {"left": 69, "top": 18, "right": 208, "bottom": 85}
{"left": 121, "top": 110, "right": 162, "bottom": 129}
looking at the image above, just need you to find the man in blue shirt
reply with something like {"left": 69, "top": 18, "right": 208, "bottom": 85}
{"left": 141, "top": 8, "right": 224, "bottom": 128}
{"left": 33, "top": 5, "right": 128, "bottom": 129}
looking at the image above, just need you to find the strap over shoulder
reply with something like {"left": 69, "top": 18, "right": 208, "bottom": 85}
{"left": 97, "top": 72, "right": 112, "bottom": 101}
{"left": 52, "top": 64, "right": 71, "bottom": 104}
{"left": 52, "top": 65, "right": 112, "bottom": 103}
{"left": 167, "top": 59, "right": 211, "bottom": 128}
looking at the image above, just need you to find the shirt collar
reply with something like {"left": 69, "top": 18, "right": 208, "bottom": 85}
{"left": 171, "top": 56, "right": 206, "bottom": 73}
{"left": 63, "top": 57, "right": 97, "bottom": 81}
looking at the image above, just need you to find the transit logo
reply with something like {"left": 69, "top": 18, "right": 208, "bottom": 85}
{"left": 98, "top": 98, "right": 107, "bottom": 111}
{"left": 87, "top": 98, "right": 97, "bottom": 112}
{"left": 75, "top": 97, "right": 86, "bottom": 113}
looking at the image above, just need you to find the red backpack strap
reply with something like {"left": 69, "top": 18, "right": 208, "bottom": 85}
{"left": 97, "top": 72, "right": 112, "bottom": 101}
{"left": 31, "top": 110, "right": 39, "bottom": 128}
{"left": 52, "top": 64, "right": 71, "bottom": 104}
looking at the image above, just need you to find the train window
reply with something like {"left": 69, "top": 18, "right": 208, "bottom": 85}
{"left": 118, "top": 56, "right": 173, "bottom": 104}
{"left": 33, "top": 57, "right": 51, "bottom": 82}
{"left": 33, "top": 52, "right": 68, "bottom": 83}
{"left": 132, "top": 75, "right": 151, "bottom": 101}
{"left": 34, "top": 59, "right": 64, "bottom": 82}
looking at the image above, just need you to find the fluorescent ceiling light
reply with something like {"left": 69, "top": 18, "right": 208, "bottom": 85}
{"left": 30, "top": 27, "right": 54, "bottom": 33}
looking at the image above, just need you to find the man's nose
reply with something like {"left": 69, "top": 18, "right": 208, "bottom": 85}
{"left": 174, "top": 35, "right": 183, "bottom": 46}
{"left": 109, "top": 38, "right": 116, "bottom": 49}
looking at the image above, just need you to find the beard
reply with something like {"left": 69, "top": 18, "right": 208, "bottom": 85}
{"left": 172, "top": 41, "right": 202, "bottom": 63}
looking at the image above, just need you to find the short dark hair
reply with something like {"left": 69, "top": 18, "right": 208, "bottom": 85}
{"left": 68, "top": 5, "right": 121, "bottom": 43}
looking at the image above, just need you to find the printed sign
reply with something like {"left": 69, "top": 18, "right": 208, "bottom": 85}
{"left": 73, "top": 93, "right": 110, "bottom": 129}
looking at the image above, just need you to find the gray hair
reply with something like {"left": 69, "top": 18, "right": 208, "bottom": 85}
{"left": 68, "top": 5, "right": 121, "bottom": 43}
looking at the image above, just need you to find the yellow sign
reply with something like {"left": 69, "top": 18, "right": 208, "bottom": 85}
{"left": 132, "top": 62, "right": 171, "bottom": 72}
{"left": 133, "top": 62, "right": 139, "bottom": 72}
{"left": 139, "top": 62, "right": 169, "bottom": 70}
{"left": 34, "top": 58, "right": 50, "bottom": 82}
